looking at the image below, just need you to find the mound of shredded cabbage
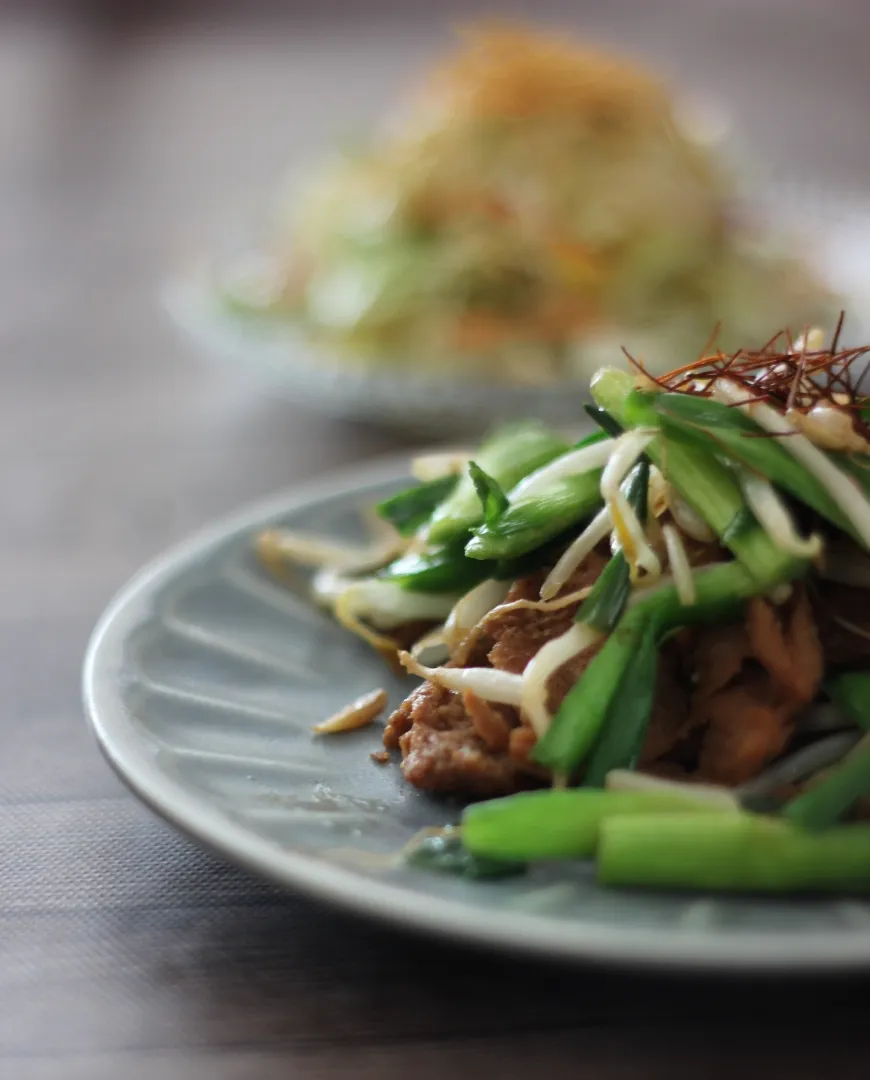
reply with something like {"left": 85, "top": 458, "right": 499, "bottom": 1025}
{"left": 219, "top": 24, "right": 835, "bottom": 383}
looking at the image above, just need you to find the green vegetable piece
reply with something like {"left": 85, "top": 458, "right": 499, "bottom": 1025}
{"left": 837, "top": 452, "right": 870, "bottom": 499}
{"left": 461, "top": 431, "right": 609, "bottom": 562}
{"left": 592, "top": 369, "right": 805, "bottom": 586}
{"left": 376, "top": 475, "right": 458, "bottom": 537}
{"left": 492, "top": 529, "right": 579, "bottom": 581}
{"left": 622, "top": 458, "right": 650, "bottom": 522}
{"left": 462, "top": 789, "right": 730, "bottom": 862}
{"left": 406, "top": 830, "right": 525, "bottom": 879}
{"left": 468, "top": 461, "right": 509, "bottom": 525}
{"left": 598, "top": 813, "right": 870, "bottom": 893}
{"left": 720, "top": 506, "right": 757, "bottom": 547}
{"left": 576, "top": 461, "right": 649, "bottom": 633}
{"left": 783, "top": 737, "right": 870, "bottom": 830}
{"left": 827, "top": 672, "right": 870, "bottom": 731}
{"left": 583, "top": 404, "right": 624, "bottom": 438}
{"left": 465, "top": 470, "right": 603, "bottom": 561}
{"left": 584, "top": 621, "right": 659, "bottom": 787}
{"left": 380, "top": 544, "right": 491, "bottom": 593}
{"left": 427, "top": 422, "right": 568, "bottom": 545}
{"left": 576, "top": 554, "right": 631, "bottom": 633}
{"left": 535, "top": 606, "right": 649, "bottom": 771}
{"left": 651, "top": 392, "right": 854, "bottom": 537}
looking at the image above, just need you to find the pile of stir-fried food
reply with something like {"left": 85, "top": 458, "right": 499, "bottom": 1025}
{"left": 258, "top": 325, "right": 870, "bottom": 893}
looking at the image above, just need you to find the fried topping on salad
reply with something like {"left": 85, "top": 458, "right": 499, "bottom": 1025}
{"left": 631, "top": 319, "right": 870, "bottom": 449}
{"left": 421, "top": 24, "right": 670, "bottom": 129}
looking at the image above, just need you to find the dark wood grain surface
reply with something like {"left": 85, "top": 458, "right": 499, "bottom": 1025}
{"left": 3, "top": 4, "right": 870, "bottom": 1077}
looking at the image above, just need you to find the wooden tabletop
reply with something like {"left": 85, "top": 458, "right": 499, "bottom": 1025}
{"left": 4, "top": 3, "right": 870, "bottom": 1077}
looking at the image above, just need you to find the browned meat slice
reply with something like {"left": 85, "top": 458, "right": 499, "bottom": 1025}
{"left": 487, "top": 552, "right": 608, "bottom": 674}
{"left": 381, "top": 559, "right": 610, "bottom": 796}
{"left": 746, "top": 590, "right": 823, "bottom": 703}
{"left": 463, "top": 689, "right": 511, "bottom": 752}
{"left": 545, "top": 643, "right": 603, "bottom": 713}
{"left": 502, "top": 571, "right": 549, "bottom": 604}
{"left": 697, "top": 677, "right": 794, "bottom": 785}
{"left": 692, "top": 587, "right": 823, "bottom": 785}
{"left": 384, "top": 680, "right": 534, "bottom": 798}
{"left": 508, "top": 723, "right": 537, "bottom": 765}
{"left": 446, "top": 569, "right": 552, "bottom": 668}
{"left": 382, "top": 684, "right": 419, "bottom": 750}
{"left": 693, "top": 622, "right": 752, "bottom": 699}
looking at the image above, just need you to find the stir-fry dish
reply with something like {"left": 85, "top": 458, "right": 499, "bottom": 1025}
{"left": 219, "top": 24, "right": 833, "bottom": 384}
{"left": 259, "top": 324, "right": 870, "bottom": 894}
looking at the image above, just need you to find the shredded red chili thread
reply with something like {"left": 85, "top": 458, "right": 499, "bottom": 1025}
{"left": 627, "top": 313, "right": 870, "bottom": 443}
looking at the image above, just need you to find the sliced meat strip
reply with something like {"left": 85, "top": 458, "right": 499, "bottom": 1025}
{"left": 693, "top": 622, "right": 752, "bottom": 700}
{"left": 463, "top": 689, "right": 511, "bottom": 752}
{"left": 692, "top": 587, "right": 824, "bottom": 786}
{"left": 544, "top": 643, "right": 603, "bottom": 714}
{"left": 508, "top": 724, "right": 537, "bottom": 764}
{"left": 487, "top": 552, "right": 608, "bottom": 674}
{"left": 386, "top": 680, "right": 535, "bottom": 798}
{"left": 746, "top": 589, "right": 823, "bottom": 704}
{"left": 382, "top": 556, "right": 610, "bottom": 796}
{"left": 503, "top": 571, "right": 549, "bottom": 604}
{"left": 383, "top": 684, "right": 419, "bottom": 750}
{"left": 448, "top": 568, "right": 560, "bottom": 668}
{"left": 697, "top": 676, "right": 794, "bottom": 786}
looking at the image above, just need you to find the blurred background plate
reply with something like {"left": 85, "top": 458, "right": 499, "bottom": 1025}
{"left": 165, "top": 184, "right": 870, "bottom": 436}
{"left": 84, "top": 457, "right": 870, "bottom": 973}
